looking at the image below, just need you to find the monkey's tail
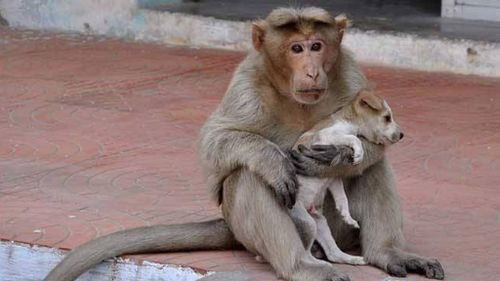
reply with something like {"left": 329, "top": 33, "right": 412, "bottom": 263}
{"left": 44, "top": 219, "right": 239, "bottom": 281}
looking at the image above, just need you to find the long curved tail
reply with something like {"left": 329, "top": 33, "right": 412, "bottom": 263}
{"left": 44, "top": 219, "right": 238, "bottom": 281}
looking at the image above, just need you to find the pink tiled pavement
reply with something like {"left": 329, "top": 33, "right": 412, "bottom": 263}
{"left": 0, "top": 27, "right": 499, "bottom": 281}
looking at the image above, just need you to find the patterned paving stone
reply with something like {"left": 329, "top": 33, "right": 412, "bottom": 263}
{"left": 0, "top": 27, "right": 499, "bottom": 280}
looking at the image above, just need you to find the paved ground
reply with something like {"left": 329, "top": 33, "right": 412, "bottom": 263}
{"left": 0, "top": 27, "right": 499, "bottom": 281}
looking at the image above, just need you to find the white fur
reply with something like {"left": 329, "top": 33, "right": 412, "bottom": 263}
{"left": 292, "top": 118, "right": 368, "bottom": 265}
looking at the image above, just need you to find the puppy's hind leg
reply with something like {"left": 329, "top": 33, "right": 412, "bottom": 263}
{"left": 289, "top": 201, "right": 318, "bottom": 251}
{"left": 315, "top": 215, "right": 366, "bottom": 265}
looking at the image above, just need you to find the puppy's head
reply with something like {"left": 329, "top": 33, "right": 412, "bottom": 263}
{"left": 354, "top": 90, "right": 404, "bottom": 145}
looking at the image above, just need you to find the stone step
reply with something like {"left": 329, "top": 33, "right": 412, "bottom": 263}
{"left": 0, "top": 241, "right": 206, "bottom": 281}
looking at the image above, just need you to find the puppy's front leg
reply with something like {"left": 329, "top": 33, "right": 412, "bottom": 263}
{"left": 327, "top": 178, "right": 359, "bottom": 229}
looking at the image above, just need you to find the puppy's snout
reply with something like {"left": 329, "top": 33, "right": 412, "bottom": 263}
{"left": 391, "top": 129, "right": 404, "bottom": 143}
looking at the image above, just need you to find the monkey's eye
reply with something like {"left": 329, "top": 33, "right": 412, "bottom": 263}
{"left": 384, "top": 115, "right": 392, "bottom": 123}
{"left": 311, "top": 42, "right": 322, "bottom": 51}
{"left": 291, "top": 44, "right": 303, "bottom": 53}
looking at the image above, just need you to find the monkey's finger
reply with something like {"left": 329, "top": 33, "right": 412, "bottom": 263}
{"left": 273, "top": 187, "right": 288, "bottom": 208}
{"left": 289, "top": 150, "right": 303, "bottom": 162}
{"left": 293, "top": 160, "right": 318, "bottom": 177}
{"left": 297, "top": 144, "right": 318, "bottom": 155}
{"left": 329, "top": 154, "right": 343, "bottom": 166}
{"left": 310, "top": 145, "right": 345, "bottom": 159}
{"left": 312, "top": 145, "right": 356, "bottom": 165}
{"left": 304, "top": 152, "right": 332, "bottom": 164}
{"left": 310, "top": 144, "right": 339, "bottom": 152}
{"left": 282, "top": 188, "right": 293, "bottom": 209}
{"left": 295, "top": 167, "right": 310, "bottom": 176}
{"left": 273, "top": 182, "right": 293, "bottom": 209}
{"left": 297, "top": 144, "right": 307, "bottom": 151}
{"left": 300, "top": 145, "right": 336, "bottom": 161}
{"left": 291, "top": 148, "right": 308, "bottom": 163}
{"left": 298, "top": 146, "right": 329, "bottom": 162}
{"left": 286, "top": 183, "right": 296, "bottom": 208}
{"left": 291, "top": 156, "right": 315, "bottom": 171}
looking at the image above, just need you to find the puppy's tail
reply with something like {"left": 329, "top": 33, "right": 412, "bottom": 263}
{"left": 44, "top": 219, "right": 239, "bottom": 281}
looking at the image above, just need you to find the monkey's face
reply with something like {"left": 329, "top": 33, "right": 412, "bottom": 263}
{"left": 285, "top": 35, "right": 336, "bottom": 105}
{"left": 251, "top": 8, "right": 347, "bottom": 105}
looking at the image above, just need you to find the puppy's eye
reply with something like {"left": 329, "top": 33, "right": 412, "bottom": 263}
{"left": 384, "top": 115, "right": 392, "bottom": 122}
{"left": 291, "top": 44, "right": 303, "bottom": 53}
{"left": 311, "top": 42, "right": 322, "bottom": 51}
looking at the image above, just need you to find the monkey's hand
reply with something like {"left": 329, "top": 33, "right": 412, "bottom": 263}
{"left": 291, "top": 144, "right": 354, "bottom": 177}
{"left": 291, "top": 139, "right": 385, "bottom": 178}
{"left": 261, "top": 153, "right": 298, "bottom": 209}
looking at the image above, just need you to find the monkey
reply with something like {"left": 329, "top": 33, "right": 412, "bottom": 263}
{"left": 287, "top": 89, "right": 404, "bottom": 266}
{"left": 43, "top": 7, "right": 444, "bottom": 281}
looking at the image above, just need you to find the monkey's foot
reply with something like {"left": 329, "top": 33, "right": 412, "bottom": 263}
{"left": 385, "top": 253, "right": 444, "bottom": 280}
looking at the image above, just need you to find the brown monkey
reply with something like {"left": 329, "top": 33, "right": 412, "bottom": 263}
{"left": 44, "top": 7, "right": 444, "bottom": 281}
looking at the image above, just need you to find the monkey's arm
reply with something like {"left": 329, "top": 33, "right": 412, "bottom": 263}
{"left": 291, "top": 138, "right": 385, "bottom": 178}
{"left": 200, "top": 126, "right": 297, "bottom": 208}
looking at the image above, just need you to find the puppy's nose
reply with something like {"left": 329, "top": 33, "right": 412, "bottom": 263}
{"left": 399, "top": 132, "right": 404, "bottom": 140}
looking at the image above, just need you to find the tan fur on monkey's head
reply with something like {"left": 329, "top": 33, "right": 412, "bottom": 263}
{"left": 252, "top": 7, "right": 348, "bottom": 105}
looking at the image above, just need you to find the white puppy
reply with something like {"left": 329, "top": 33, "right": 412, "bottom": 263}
{"left": 291, "top": 90, "right": 404, "bottom": 265}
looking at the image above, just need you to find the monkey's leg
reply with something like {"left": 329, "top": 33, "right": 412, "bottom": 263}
{"left": 345, "top": 159, "right": 445, "bottom": 279}
{"left": 314, "top": 214, "right": 366, "bottom": 265}
{"left": 223, "top": 169, "right": 350, "bottom": 281}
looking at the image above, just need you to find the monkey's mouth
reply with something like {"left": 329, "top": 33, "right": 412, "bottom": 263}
{"left": 296, "top": 89, "right": 325, "bottom": 99}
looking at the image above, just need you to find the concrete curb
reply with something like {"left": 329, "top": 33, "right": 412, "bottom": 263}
{"left": 1, "top": 0, "right": 499, "bottom": 77}
{"left": 0, "top": 241, "right": 206, "bottom": 281}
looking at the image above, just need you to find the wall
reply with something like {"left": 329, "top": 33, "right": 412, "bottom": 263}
{"left": 1, "top": 1, "right": 499, "bottom": 75}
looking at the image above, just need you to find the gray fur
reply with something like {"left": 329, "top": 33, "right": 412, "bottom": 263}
{"left": 43, "top": 7, "right": 443, "bottom": 281}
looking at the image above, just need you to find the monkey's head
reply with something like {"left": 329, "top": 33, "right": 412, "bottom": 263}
{"left": 252, "top": 7, "right": 348, "bottom": 105}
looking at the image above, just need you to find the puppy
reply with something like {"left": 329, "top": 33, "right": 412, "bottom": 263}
{"left": 291, "top": 89, "right": 404, "bottom": 265}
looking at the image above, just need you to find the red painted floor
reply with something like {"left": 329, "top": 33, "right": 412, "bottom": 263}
{"left": 0, "top": 27, "right": 499, "bottom": 281}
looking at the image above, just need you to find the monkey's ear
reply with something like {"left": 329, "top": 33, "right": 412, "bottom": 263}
{"left": 334, "top": 14, "right": 350, "bottom": 42}
{"left": 252, "top": 20, "right": 266, "bottom": 51}
{"left": 357, "top": 90, "right": 383, "bottom": 112}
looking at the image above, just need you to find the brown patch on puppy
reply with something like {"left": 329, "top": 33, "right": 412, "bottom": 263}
{"left": 355, "top": 90, "right": 384, "bottom": 112}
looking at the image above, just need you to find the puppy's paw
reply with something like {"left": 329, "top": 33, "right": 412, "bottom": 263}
{"left": 344, "top": 217, "right": 360, "bottom": 229}
{"left": 348, "top": 256, "right": 367, "bottom": 265}
{"left": 350, "top": 139, "right": 364, "bottom": 165}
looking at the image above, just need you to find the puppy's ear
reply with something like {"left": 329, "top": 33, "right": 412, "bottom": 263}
{"left": 356, "top": 90, "right": 383, "bottom": 112}
{"left": 252, "top": 20, "right": 267, "bottom": 51}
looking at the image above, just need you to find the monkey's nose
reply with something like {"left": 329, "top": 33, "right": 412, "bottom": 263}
{"left": 306, "top": 72, "right": 319, "bottom": 81}
{"left": 399, "top": 132, "right": 404, "bottom": 140}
